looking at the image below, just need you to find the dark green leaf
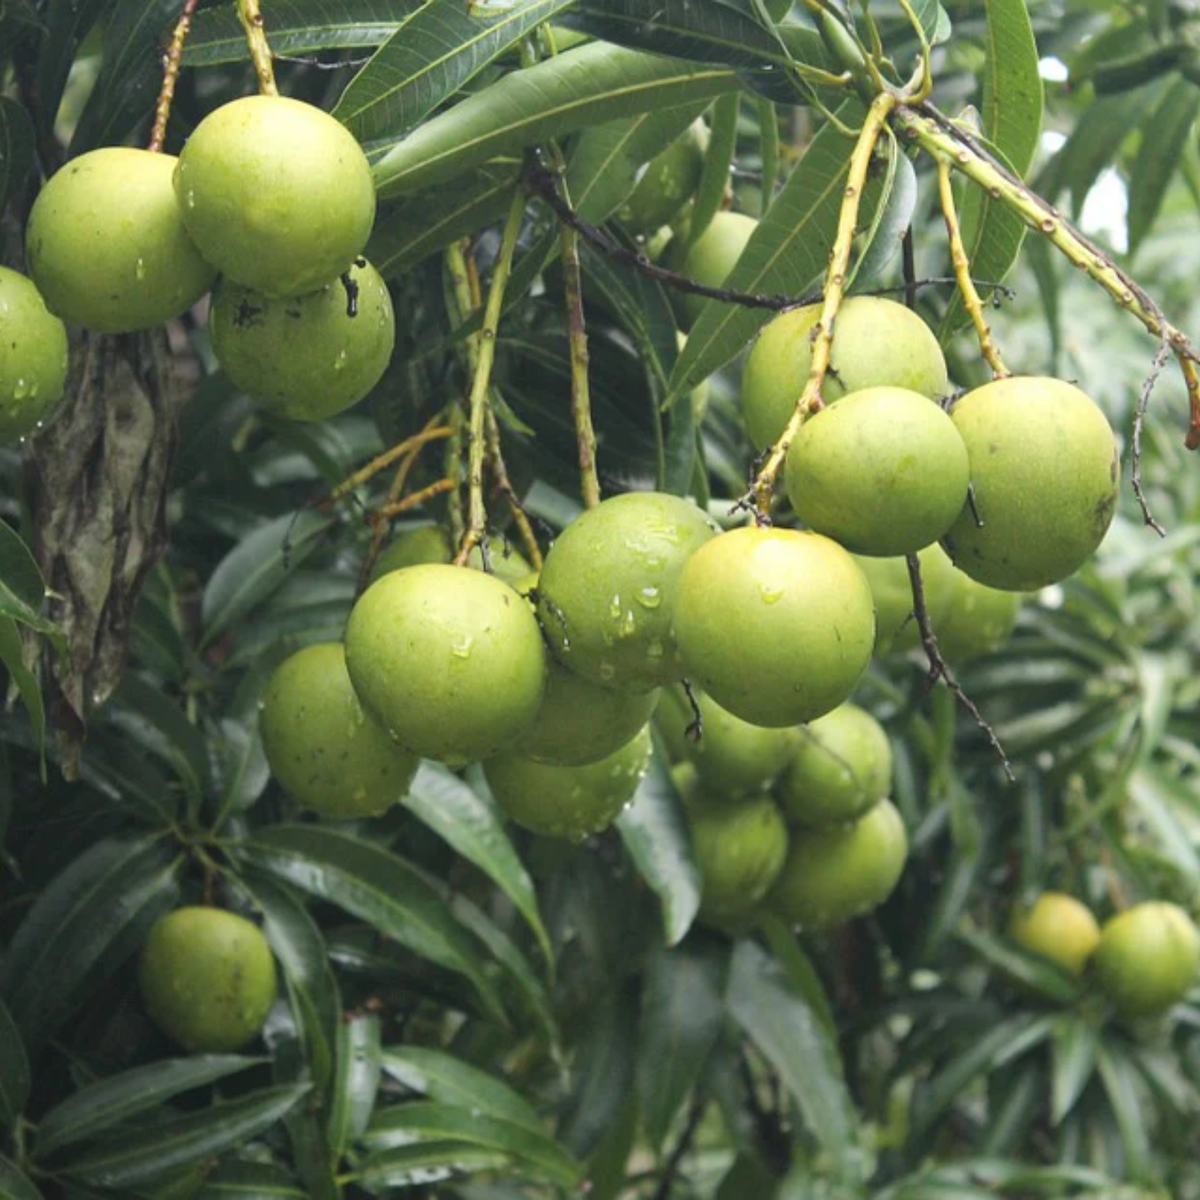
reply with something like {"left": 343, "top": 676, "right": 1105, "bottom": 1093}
{"left": 759, "top": 915, "right": 836, "bottom": 1039}
{"left": 59, "top": 1084, "right": 309, "bottom": 1190}
{"left": 0, "top": 1155, "right": 43, "bottom": 1200}
{"left": 195, "top": 1159, "right": 308, "bottom": 1197}
{"left": 0, "top": 617, "right": 46, "bottom": 766}
{"left": 335, "top": 0, "right": 578, "bottom": 140}
{"left": 200, "top": 511, "right": 334, "bottom": 649}
{"left": 356, "top": 1142, "right": 510, "bottom": 1191}
{"left": 727, "top": 940, "right": 861, "bottom": 1184}
{"left": 685, "top": 92, "right": 738, "bottom": 247}
{"left": 402, "top": 762, "right": 551, "bottom": 967}
{"left": 35, "top": 1056, "right": 265, "bottom": 1159}
{"left": 615, "top": 744, "right": 701, "bottom": 946}
{"left": 236, "top": 826, "right": 507, "bottom": 1023}
{"left": 636, "top": 938, "right": 727, "bottom": 1150}
{"left": 848, "top": 131, "right": 917, "bottom": 291}
{"left": 956, "top": 925, "right": 1081, "bottom": 1005}
{"left": 0, "top": 999, "right": 28, "bottom": 1132}
{"left": 0, "top": 836, "right": 182, "bottom": 1050}
{"left": 380, "top": 1047, "right": 542, "bottom": 1131}
{"left": 1095, "top": 1042, "right": 1151, "bottom": 1181}
{"left": 1128, "top": 77, "right": 1200, "bottom": 255}
{"left": 0, "top": 98, "right": 34, "bottom": 214}
{"left": 0, "top": 521, "right": 58, "bottom": 638}
{"left": 183, "top": 0, "right": 413, "bottom": 66}
{"left": 362, "top": 1102, "right": 582, "bottom": 1186}
{"left": 328, "top": 1014, "right": 382, "bottom": 1157}
{"left": 35, "top": 0, "right": 112, "bottom": 127}
{"left": 1050, "top": 1016, "right": 1099, "bottom": 1125}
{"left": 372, "top": 43, "right": 739, "bottom": 199}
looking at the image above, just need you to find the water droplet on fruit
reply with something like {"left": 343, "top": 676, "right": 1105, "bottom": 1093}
{"left": 616, "top": 608, "right": 637, "bottom": 638}
{"left": 636, "top": 586, "right": 661, "bottom": 609}
{"left": 608, "top": 594, "right": 622, "bottom": 619}
{"left": 451, "top": 634, "right": 474, "bottom": 659}
{"left": 646, "top": 639, "right": 665, "bottom": 660}
{"left": 184, "top": 189, "right": 197, "bottom": 210}
{"left": 12, "top": 378, "right": 28, "bottom": 399}
{"left": 134, "top": 257, "right": 147, "bottom": 281}
{"left": 759, "top": 581, "right": 784, "bottom": 604}
{"left": 333, "top": 350, "right": 348, "bottom": 372}
{"left": 598, "top": 661, "right": 616, "bottom": 682}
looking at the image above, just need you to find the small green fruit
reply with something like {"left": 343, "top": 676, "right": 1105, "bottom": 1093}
{"left": 690, "top": 793, "right": 789, "bottom": 918}
{"left": 942, "top": 377, "right": 1119, "bottom": 591}
{"left": 536, "top": 491, "right": 719, "bottom": 693}
{"left": 138, "top": 907, "right": 277, "bottom": 1052}
{"left": 673, "top": 527, "right": 875, "bottom": 727}
{"left": 0, "top": 267, "right": 68, "bottom": 444}
{"left": 485, "top": 726, "right": 652, "bottom": 840}
{"left": 785, "top": 386, "right": 970, "bottom": 557}
{"left": 26, "top": 148, "right": 216, "bottom": 332}
{"left": 852, "top": 543, "right": 958, "bottom": 657}
{"left": 768, "top": 799, "right": 907, "bottom": 930}
{"left": 371, "top": 525, "right": 531, "bottom": 583}
{"left": 618, "top": 120, "right": 708, "bottom": 235}
{"left": 175, "top": 95, "right": 375, "bottom": 297}
{"left": 668, "top": 211, "right": 758, "bottom": 326}
{"left": 1094, "top": 902, "right": 1200, "bottom": 1018}
{"left": 209, "top": 259, "right": 394, "bottom": 421}
{"left": 778, "top": 703, "right": 892, "bottom": 828}
{"left": 1008, "top": 892, "right": 1100, "bottom": 977}
{"left": 519, "top": 657, "right": 659, "bottom": 765}
{"left": 742, "top": 297, "right": 950, "bottom": 450}
{"left": 937, "top": 571, "right": 1022, "bottom": 662}
{"left": 655, "top": 684, "right": 794, "bottom": 797}
{"left": 344, "top": 564, "right": 546, "bottom": 765}
{"left": 259, "top": 642, "right": 418, "bottom": 817}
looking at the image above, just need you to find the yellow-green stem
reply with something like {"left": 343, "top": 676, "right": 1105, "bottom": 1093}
{"left": 453, "top": 189, "right": 528, "bottom": 565}
{"left": 148, "top": 0, "right": 200, "bottom": 151}
{"left": 895, "top": 103, "right": 1200, "bottom": 448}
{"left": 237, "top": 0, "right": 278, "bottom": 95}
{"left": 936, "top": 159, "right": 1009, "bottom": 377}
{"left": 750, "top": 91, "right": 896, "bottom": 518}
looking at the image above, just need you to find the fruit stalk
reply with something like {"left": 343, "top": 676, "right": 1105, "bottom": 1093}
{"left": 147, "top": 0, "right": 201, "bottom": 153}
{"left": 485, "top": 406, "right": 544, "bottom": 569}
{"left": 935, "top": 159, "right": 1009, "bottom": 377}
{"left": 454, "top": 188, "right": 528, "bottom": 565}
{"left": 893, "top": 102, "right": 1200, "bottom": 450}
{"left": 749, "top": 91, "right": 897, "bottom": 519}
{"left": 237, "top": 0, "right": 278, "bottom": 96}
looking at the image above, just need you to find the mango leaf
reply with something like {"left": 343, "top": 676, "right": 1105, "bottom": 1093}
{"left": 183, "top": 0, "right": 413, "bottom": 66}
{"left": 848, "top": 131, "right": 918, "bottom": 292}
{"left": 1050, "top": 1016, "right": 1099, "bottom": 1125}
{"left": 668, "top": 101, "right": 880, "bottom": 401}
{"left": 0, "top": 1156, "right": 43, "bottom": 1200}
{"left": 941, "top": 0, "right": 1042, "bottom": 336}
{"left": 1127, "top": 77, "right": 1200, "bottom": 256}
{"left": 636, "top": 938, "right": 728, "bottom": 1150}
{"left": 1095, "top": 1042, "right": 1151, "bottom": 1181}
{"left": 34, "top": 1056, "right": 264, "bottom": 1159}
{"left": 615, "top": 743, "right": 701, "bottom": 946}
{"left": 335, "top": 0, "right": 578, "bottom": 141}
{"left": 0, "top": 617, "right": 46, "bottom": 766}
{"left": 0, "top": 835, "right": 182, "bottom": 1050}
{"left": 0, "top": 999, "right": 28, "bottom": 1133}
{"left": 328, "top": 1014, "right": 382, "bottom": 1157}
{"left": 0, "top": 520, "right": 59, "bottom": 639}
{"left": 0, "top": 98, "right": 33, "bottom": 214}
{"left": 759, "top": 915, "right": 836, "bottom": 1039}
{"left": 380, "top": 1047, "right": 542, "bottom": 1131}
{"left": 403, "top": 763, "right": 552, "bottom": 968}
{"left": 685, "top": 92, "right": 739, "bottom": 247}
{"left": 727, "top": 940, "right": 862, "bottom": 1185}
{"left": 372, "top": 43, "right": 739, "bottom": 199}
{"left": 956, "top": 925, "right": 1081, "bottom": 1005}
{"left": 57, "top": 1084, "right": 310, "bottom": 1190}
{"left": 361, "top": 1102, "right": 582, "bottom": 1186}
{"left": 34, "top": 0, "right": 112, "bottom": 126}
{"left": 370, "top": 164, "right": 520, "bottom": 277}
{"left": 356, "top": 1142, "right": 511, "bottom": 1191}
{"left": 194, "top": 1160, "right": 307, "bottom": 1197}
{"left": 235, "top": 826, "right": 507, "bottom": 1024}
{"left": 567, "top": 102, "right": 711, "bottom": 223}
{"left": 200, "top": 511, "right": 334, "bottom": 649}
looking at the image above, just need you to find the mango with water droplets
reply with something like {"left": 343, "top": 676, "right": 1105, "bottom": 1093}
{"left": 536, "top": 491, "right": 719, "bottom": 693}
{"left": 175, "top": 95, "right": 375, "bottom": 297}
{"left": 942, "top": 377, "right": 1119, "bottom": 591}
{"left": 689, "top": 792, "right": 788, "bottom": 919}
{"left": 0, "top": 267, "right": 68, "bottom": 444}
{"left": 210, "top": 259, "right": 394, "bottom": 421}
{"left": 485, "top": 725, "right": 652, "bottom": 840}
{"left": 260, "top": 642, "right": 418, "bottom": 817}
{"left": 26, "top": 148, "right": 216, "bottom": 332}
{"left": 673, "top": 527, "right": 874, "bottom": 727}
{"left": 345, "top": 564, "right": 545, "bottom": 765}
{"left": 138, "top": 907, "right": 277, "bottom": 1052}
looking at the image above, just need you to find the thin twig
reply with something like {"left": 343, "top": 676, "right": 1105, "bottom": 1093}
{"left": 148, "top": 0, "right": 201, "bottom": 152}
{"left": 453, "top": 190, "right": 528, "bottom": 565}
{"left": 328, "top": 427, "right": 453, "bottom": 505}
{"left": 906, "top": 552, "right": 1014, "bottom": 781}
{"left": 936, "top": 159, "right": 1009, "bottom": 377}
{"left": 1132, "top": 337, "right": 1170, "bottom": 536}
{"left": 374, "top": 477, "right": 456, "bottom": 522}
{"left": 237, "top": 0, "right": 278, "bottom": 95}
{"left": 901, "top": 226, "right": 918, "bottom": 311}
{"left": 650, "top": 1094, "right": 707, "bottom": 1200}
{"left": 484, "top": 406, "right": 543, "bottom": 569}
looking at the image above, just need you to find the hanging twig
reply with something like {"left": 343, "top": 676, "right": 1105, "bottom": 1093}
{"left": 1132, "top": 337, "right": 1171, "bottom": 536}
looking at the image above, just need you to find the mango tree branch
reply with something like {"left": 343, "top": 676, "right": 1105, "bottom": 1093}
{"left": 746, "top": 91, "right": 897, "bottom": 520}
{"left": 453, "top": 189, "right": 527, "bottom": 566}
{"left": 237, "top": 0, "right": 278, "bottom": 95}
{"left": 484, "top": 406, "right": 544, "bottom": 569}
{"left": 148, "top": 0, "right": 201, "bottom": 152}
{"left": 935, "top": 159, "right": 1009, "bottom": 377}
{"left": 893, "top": 101, "right": 1200, "bottom": 450}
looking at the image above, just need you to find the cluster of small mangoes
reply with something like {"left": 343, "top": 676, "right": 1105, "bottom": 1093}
{"left": 1010, "top": 892, "right": 1200, "bottom": 1020}
{"left": 3, "top": 94, "right": 393, "bottom": 442}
